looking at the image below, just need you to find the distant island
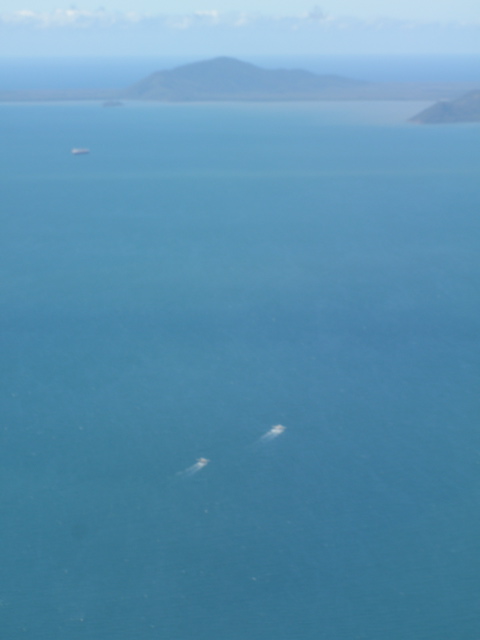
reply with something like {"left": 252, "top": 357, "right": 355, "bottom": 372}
{"left": 410, "top": 90, "right": 480, "bottom": 124}
{"left": 0, "top": 57, "right": 478, "bottom": 107}
{"left": 122, "top": 56, "right": 364, "bottom": 101}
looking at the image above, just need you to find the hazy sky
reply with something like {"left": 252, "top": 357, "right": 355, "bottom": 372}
{"left": 1, "top": 1, "right": 480, "bottom": 21}
{"left": 1, "top": 1, "right": 480, "bottom": 56}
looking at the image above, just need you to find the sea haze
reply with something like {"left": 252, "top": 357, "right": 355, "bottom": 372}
{"left": 1, "top": 54, "right": 480, "bottom": 90}
{"left": 0, "top": 101, "right": 479, "bottom": 640}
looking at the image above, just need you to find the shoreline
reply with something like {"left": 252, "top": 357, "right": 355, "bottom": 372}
{"left": 0, "top": 82, "right": 478, "bottom": 104}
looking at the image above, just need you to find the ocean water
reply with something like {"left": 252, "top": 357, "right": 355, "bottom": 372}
{"left": 1, "top": 100, "right": 480, "bottom": 640}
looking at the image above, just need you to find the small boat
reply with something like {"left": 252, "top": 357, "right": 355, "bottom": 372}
{"left": 71, "top": 148, "right": 90, "bottom": 155}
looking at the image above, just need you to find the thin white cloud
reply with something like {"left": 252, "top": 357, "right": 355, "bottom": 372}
{"left": 0, "top": 8, "right": 142, "bottom": 28}
{"left": 163, "top": 10, "right": 222, "bottom": 30}
{"left": 194, "top": 10, "right": 221, "bottom": 24}
{"left": 0, "top": 9, "right": 478, "bottom": 30}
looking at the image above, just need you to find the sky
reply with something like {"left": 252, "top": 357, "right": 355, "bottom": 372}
{"left": 1, "top": 1, "right": 480, "bottom": 57}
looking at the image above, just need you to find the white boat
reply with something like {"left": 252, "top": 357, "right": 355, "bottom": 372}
{"left": 71, "top": 148, "right": 90, "bottom": 155}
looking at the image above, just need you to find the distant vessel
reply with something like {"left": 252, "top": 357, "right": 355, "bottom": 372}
{"left": 259, "top": 424, "right": 286, "bottom": 443}
{"left": 102, "top": 100, "right": 123, "bottom": 107}
{"left": 71, "top": 148, "right": 90, "bottom": 155}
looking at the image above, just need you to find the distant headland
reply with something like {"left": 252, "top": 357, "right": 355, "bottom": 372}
{"left": 410, "top": 90, "right": 480, "bottom": 124}
{"left": 0, "top": 57, "right": 478, "bottom": 112}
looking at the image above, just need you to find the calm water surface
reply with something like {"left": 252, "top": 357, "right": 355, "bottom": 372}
{"left": 1, "top": 101, "right": 479, "bottom": 639}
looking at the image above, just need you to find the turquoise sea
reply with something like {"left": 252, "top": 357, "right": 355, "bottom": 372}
{"left": 1, "top": 99, "right": 480, "bottom": 639}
